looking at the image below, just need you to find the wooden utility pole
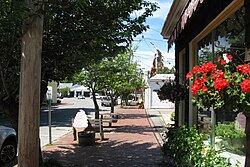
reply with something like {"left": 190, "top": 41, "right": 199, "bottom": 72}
{"left": 18, "top": 1, "right": 44, "bottom": 166}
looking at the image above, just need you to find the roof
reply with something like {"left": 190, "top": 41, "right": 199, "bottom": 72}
{"left": 58, "top": 83, "right": 73, "bottom": 89}
{"left": 161, "top": 0, "right": 188, "bottom": 39}
{"left": 70, "top": 84, "right": 89, "bottom": 91}
{"left": 149, "top": 74, "right": 175, "bottom": 82}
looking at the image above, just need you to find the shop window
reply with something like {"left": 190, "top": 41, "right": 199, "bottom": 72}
{"left": 197, "top": 7, "right": 245, "bottom": 65}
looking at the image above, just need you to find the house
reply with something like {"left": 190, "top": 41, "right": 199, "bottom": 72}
{"left": 144, "top": 74, "right": 175, "bottom": 109}
{"left": 69, "top": 84, "right": 90, "bottom": 97}
{"left": 161, "top": 0, "right": 248, "bottom": 127}
{"left": 58, "top": 83, "right": 90, "bottom": 97}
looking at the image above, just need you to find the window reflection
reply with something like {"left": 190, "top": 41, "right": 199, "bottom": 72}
{"left": 197, "top": 7, "right": 245, "bottom": 65}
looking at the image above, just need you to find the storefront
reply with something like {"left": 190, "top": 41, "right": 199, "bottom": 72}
{"left": 161, "top": 0, "right": 249, "bottom": 126}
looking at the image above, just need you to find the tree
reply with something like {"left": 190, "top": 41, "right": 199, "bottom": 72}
{"left": 157, "top": 66, "right": 176, "bottom": 74}
{"left": 73, "top": 50, "right": 146, "bottom": 117}
{"left": 19, "top": 1, "right": 44, "bottom": 166}
{"left": 72, "top": 63, "right": 109, "bottom": 119}
{"left": 0, "top": 0, "right": 158, "bottom": 129}
{"left": 0, "top": 0, "right": 158, "bottom": 165}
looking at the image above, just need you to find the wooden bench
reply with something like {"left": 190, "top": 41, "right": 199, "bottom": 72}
{"left": 89, "top": 118, "right": 105, "bottom": 140}
{"left": 89, "top": 113, "right": 119, "bottom": 140}
{"left": 100, "top": 113, "right": 119, "bottom": 127}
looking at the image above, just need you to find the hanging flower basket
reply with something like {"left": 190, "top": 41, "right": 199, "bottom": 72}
{"left": 186, "top": 54, "right": 250, "bottom": 111}
{"left": 156, "top": 80, "right": 188, "bottom": 103}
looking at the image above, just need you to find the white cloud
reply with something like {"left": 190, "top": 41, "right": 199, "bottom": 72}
{"left": 150, "top": 1, "right": 172, "bottom": 20}
{"left": 131, "top": 0, "right": 172, "bottom": 21}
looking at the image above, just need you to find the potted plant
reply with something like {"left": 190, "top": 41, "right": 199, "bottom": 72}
{"left": 186, "top": 53, "right": 250, "bottom": 166}
{"left": 156, "top": 80, "right": 188, "bottom": 103}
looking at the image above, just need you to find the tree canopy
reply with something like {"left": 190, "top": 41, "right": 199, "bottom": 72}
{"left": 72, "top": 50, "right": 145, "bottom": 117}
{"left": 0, "top": 0, "right": 158, "bottom": 127}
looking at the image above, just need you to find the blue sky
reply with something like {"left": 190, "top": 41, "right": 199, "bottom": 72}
{"left": 132, "top": 0, "right": 175, "bottom": 71}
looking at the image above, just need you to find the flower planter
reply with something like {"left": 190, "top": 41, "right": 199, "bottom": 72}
{"left": 78, "top": 131, "right": 95, "bottom": 146}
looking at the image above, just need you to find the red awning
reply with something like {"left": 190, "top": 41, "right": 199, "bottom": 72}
{"left": 168, "top": 0, "right": 204, "bottom": 50}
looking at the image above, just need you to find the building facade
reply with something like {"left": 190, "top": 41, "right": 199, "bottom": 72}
{"left": 161, "top": 0, "right": 249, "bottom": 126}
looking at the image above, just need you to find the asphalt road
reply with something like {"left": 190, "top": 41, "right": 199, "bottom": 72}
{"left": 40, "top": 97, "right": 111, "bottom": 147}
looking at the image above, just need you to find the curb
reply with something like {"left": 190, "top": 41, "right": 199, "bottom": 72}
{"left": 145, "top": 109, "right": 164, "bottom": 147}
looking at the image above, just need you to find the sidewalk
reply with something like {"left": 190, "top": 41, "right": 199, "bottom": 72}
{"left": 42, "top": 108, "right": 167, "bottom": 167}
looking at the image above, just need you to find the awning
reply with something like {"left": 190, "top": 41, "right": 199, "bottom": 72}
{"left": 161, "top": 0, "right": 204, "bottom": 50}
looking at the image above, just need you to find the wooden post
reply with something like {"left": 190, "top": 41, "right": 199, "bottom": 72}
{"left": 18, "top": 1, "right": 44, "bottom": 166}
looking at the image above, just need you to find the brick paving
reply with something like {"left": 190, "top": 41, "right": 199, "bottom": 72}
{"left": 42, "top": 108, "right": 164, "bottom": 167}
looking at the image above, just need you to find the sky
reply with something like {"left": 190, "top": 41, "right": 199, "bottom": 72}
{"left": 132, "top": 0, "right": 175, "bottom": 72}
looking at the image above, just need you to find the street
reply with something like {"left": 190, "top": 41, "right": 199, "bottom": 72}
{"left": 40, "top": 97, "right": 111, "bottom": 147}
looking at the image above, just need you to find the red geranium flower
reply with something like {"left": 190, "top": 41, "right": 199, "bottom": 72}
{"left": 214, "top": 78, "right": 229, "bottom": 91}
{"left": 187, "top": 54, "right": 250, "bottom": 110}
{"left": 241, "top": 79, "right": 250, "bottom": 92}
{"left": 226, "top": 54, "right": 233, "bottom": 60}
{"left": 221, "top": 60, "right": 227, "bottom": 65}
{"left": 186, "top": 72, "right": 193, "bottom": 80}
{"left": 201, "top": 62, "right": 216, "bottom": 73}
{"left": 202, "top": 86, "right": 208, "bottom": 92}
{"left": 192, "top": 65, "right": 202, "bottom": 74}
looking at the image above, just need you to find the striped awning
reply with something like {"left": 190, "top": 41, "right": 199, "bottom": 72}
{"left": 168, "top": 0, "right": 204, "bottom": 50}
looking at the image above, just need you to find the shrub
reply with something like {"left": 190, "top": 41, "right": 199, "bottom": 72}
{"left": 162, "top": 126, "right": 232, "bottom": 167}
{"left": 215, "top": 122, "right": 246, "bottom": 155}
{"left": 170, "top": 112, "right": 175, "bottom": 121}
{"left": 215, "top": 122, "right": 246, "bottom": 139}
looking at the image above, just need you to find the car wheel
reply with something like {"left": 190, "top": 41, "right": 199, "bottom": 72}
{"left": 0, "top": 140, "right": 17, "bottom": 165}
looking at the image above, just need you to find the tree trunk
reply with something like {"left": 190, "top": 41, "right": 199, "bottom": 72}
{"left": 18, "top": 1, "right": 44, "bottom": 166}
{"left": 110, "top": 95, "right": 115, "bottom": 114}
{"left": 92, "top": 90, "right": 100, "bottom": 119}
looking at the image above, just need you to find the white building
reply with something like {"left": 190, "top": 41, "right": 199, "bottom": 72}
{"left": 69, "top": 84, "right": 90, "bottom": 97}
{"left": 144, "top": 74, "right": 175, "bottom": 109}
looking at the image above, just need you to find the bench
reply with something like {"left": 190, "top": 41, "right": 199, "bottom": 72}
{"left": 100, "top": 113, "right": 119, "bottom": 126}
{"left": 89, "top": 118, "right": 105, "bottom": 140}
{"left": 89, "top": 113, "right": 119, "bottom": 140}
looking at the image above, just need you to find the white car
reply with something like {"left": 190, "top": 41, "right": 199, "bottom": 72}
{"left": 77, "top": 95, "right": 85, "bottom": 99}
{"left": 0, "top": 126, "right": 17, "bottom": 165}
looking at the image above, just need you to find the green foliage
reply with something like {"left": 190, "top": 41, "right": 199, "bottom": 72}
{"left": 170, "top": 112, "right": 175, "bottom": 121}
{"left": 59, "top": 87, "right": 70, "bottom": 97}
{"left": 157, "top": 81, "right": 188, "bottom": 103}
{"left": 0, "top": 0, "right": 158, "bottom": 128}
{"left": 215, "top": 122, "right": 246, "bottom": 155}
{"left": 215, "top": 122, "right": 246, "bottom": 139}
{"left": 157, "top": 66, "right": 175, "bottom": 74}
{"left": 162, "top": 126, "right": 232, "bottom": 167}
{"left": 187, "top": 53, "right": 250, "bottom": 112}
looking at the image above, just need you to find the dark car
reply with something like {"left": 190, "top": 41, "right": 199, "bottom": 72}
{"left": 0, "top": 126, "right": 17, "bottom": 166}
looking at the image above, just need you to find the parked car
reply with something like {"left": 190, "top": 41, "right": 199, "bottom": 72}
{"left": 77, "top": 95, "right": 85, "bottom": 99}
{"left": 0, "top": 126, "right": 17, "bottom": 165}
{"left": 101, "top": 96, "right": 118, "bottom": 107}
{"left": 90, "top": 93, "right": 105, "bottom": 99}
{"left": 101, "top": 96, "right": 111, "bottom": 106}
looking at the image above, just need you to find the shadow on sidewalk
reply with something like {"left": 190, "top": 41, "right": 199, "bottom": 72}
{"left": 43, "top": 138, "right": 163, "bottom": 167}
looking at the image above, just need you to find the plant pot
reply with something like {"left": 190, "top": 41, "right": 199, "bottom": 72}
{"left": 78, "top": 131, "right": 95, "bottom": 146}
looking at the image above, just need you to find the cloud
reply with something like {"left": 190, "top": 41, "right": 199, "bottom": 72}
{"left": 150, "top": 1, "right": 172, "bottom": 20}
{"left": 131, "top": 0, "right": 172, "bottom": 21}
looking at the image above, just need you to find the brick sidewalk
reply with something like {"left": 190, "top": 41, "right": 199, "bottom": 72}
{"left": 42, "top": 108, "right": 163, "bottom": 167}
